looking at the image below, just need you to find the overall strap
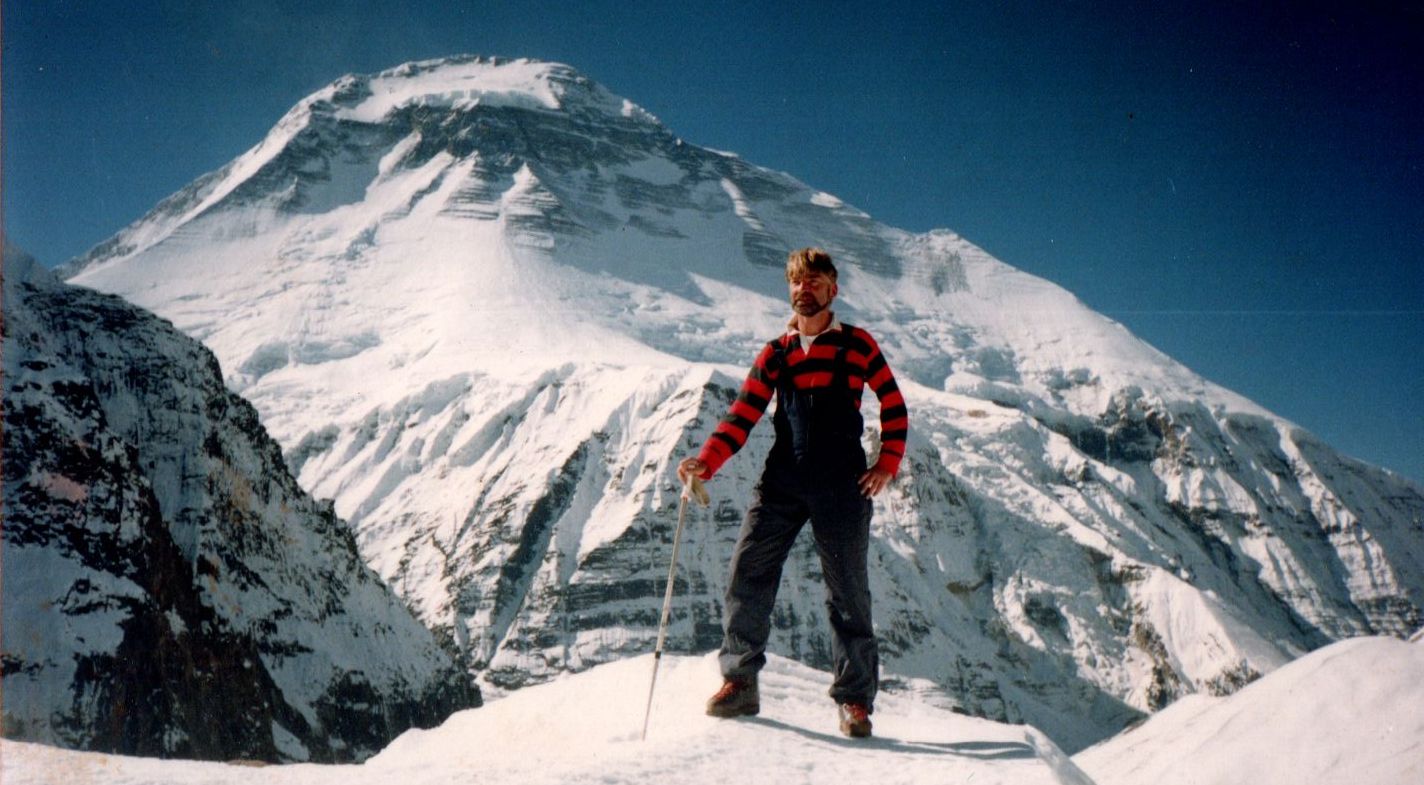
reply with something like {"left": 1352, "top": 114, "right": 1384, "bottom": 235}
{"left": 771, "top": 334, "right": 795, "bottom": 409}
{"left": 772, "top": 334, "right": 794, "bottom": 384}
{"left": 831, "top": 324, "right": 854, "bottom": 392}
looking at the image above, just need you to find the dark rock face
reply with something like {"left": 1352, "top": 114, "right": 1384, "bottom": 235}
{"left": 1, "top": 248, "right": 479, "bottom": 762}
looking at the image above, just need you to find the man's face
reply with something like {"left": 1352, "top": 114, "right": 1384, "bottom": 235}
{"left": 789, "top": 271, "right": 837, "bottom": 317}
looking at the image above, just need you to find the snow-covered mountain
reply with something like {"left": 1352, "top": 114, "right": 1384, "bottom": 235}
{"left": 1, "top": 246, "right": 479, "bottom": 762}
{"left": 62, "top": 55, "right": 1424, "bottom": 751}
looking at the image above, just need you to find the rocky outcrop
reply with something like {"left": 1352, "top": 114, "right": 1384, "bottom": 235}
{"left": 2, "top": 247, "right": 479, "bottom": 762}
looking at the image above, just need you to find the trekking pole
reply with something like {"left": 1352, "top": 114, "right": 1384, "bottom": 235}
{"left": 641, "top": 474, "right": 709, "bottom": 741}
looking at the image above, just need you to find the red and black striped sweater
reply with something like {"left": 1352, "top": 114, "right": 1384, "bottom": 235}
{"left": 697, "top": 322, "right": 908, "bottom": 479}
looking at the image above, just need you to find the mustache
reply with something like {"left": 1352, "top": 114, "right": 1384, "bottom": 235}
{"left": 793, "top": 297, "right": 828, "bottom": 316}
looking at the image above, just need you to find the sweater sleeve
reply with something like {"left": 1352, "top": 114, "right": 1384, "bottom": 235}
{"left": 696, "top": 341, "right": 780, "bottom": 479}
{"left": 858, "top": 330, "right": 908, "bottom": 476}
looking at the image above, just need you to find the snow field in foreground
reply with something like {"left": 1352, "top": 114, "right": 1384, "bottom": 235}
{"left": 1075, "top": 635, "right": 1424, "bottom": 785}
{"left": 8, "top": 635, "right": 1420, "bottom": 785}
{"left": 2, "top": 653, "right": 1090, "bottom": 785}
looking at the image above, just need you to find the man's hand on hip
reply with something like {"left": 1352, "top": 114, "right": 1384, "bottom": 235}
{"left": 858, "top": 467, "right": 892, "bottom": 497}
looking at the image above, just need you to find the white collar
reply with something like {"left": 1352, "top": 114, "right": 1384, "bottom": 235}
{"left": 785, "top": 312, "right": 842, "bottom": 339}
{"left": 787, "top": 312, "right": 841, "bottom": 352}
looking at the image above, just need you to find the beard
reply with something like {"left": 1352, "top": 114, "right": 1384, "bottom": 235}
{"left": 793, "top": 295, "right": 828, "bottom": 317}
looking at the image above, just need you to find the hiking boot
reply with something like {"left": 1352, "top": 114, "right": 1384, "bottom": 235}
{"left": 706, "top": 677, "right": 759, "bottom": 718}
{"left": 838, "top": 702, "right": 873, "bottom": 738}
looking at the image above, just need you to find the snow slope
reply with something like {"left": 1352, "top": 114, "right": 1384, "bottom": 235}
{"left": 1074, "top": 633, "right": 1424, "bottom": 785}
{"left": 58, "top": 55, "right": 1424, "bottom": 750}
{"left": 1, "top": 653, "right": 1095, "bottom": 785}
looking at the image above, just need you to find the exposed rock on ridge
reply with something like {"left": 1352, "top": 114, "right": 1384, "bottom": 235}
{"left": 2, "top": 246, "right": 479, "bottom": 762}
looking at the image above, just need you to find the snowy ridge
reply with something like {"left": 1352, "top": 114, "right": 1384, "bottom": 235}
{"left": 1075, "top": 634, "right": 1424, "bottom": 785}
{"left": 60, "top": 55, "right": 1424, "bottom": 751}
{"left": 7, "top": 638, "right": 1419, "bottom": 783}
{"left": 1, "top": 654, "right": 1095, "bottom": 785}
{"left": 339, "top": 56, "right": 646, "bottom": 123}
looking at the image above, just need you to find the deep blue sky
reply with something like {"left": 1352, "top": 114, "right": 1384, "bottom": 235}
{"left": 6, "top": 1, "right": 1422, "bottom": 484}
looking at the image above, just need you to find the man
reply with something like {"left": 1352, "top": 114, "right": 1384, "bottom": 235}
{"left": 678, "top": 247, "right": 908, "bottom": 739}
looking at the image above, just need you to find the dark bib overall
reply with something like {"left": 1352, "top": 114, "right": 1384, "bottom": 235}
{"left": 719, "top": 328, "right": 880, "bottom": 708}
{"left": 771, "top": 337, "right": 867, "bottom": 478}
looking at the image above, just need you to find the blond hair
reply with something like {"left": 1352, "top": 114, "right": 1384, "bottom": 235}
{"left": 785, "top": 247, "right": 837, "bottom": 282}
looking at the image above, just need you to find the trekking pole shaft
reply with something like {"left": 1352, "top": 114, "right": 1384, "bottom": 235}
{"left": 641, "top": 487, "right": 690, "bottom": 741}
{"left": 655, "top": 497, "right": 688, "bottom": 651}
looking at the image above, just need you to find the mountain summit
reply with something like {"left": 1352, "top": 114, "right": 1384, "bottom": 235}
{"left": 64, "top": 55, "right": 1424, "bottom": 751}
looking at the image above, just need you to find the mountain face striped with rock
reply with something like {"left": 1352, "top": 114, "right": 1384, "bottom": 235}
{"left": 2, "top": 246, "right": 479, "bottom": 762}
{"left": 60, "top": 55, "right": 1424, "bottom": 751}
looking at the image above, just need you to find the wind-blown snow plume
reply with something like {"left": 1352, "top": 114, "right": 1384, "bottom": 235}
{"left": 63, "top": 55, "right": 1424, "bottom": 751}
